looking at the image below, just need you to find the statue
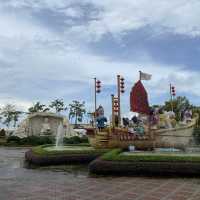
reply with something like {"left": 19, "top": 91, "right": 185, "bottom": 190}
{"left": 96, "top": 105, "right": 107, "bottom": 130}
{"left": 41, "top": 118, "right": 51, "bottom": 135}
{"left": 184, "top": 109, "right": 192, "bottom": 123}
{"left": 96, "top": 105, "right": 104, "bottom": 117}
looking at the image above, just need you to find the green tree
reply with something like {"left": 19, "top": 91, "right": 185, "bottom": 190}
{"left": 1, "top": 104, "right": 22, "bottom": 128}
{"left": 69, "top": 100, "right": 86, "bottom": 126}
{"left": 13, "top": 111, "right": 23, "bottom": 127}
{"left": 49, "top": 99, "right": 67, "bottom": 113}
{"left": 28, "top": 102, "right": 49, "bottom": 113}
{"left": 1, "top": 104, "right": 15, "bottom": 128}
{"left": 163, "top": 96, "right": 191, "bottom": 121}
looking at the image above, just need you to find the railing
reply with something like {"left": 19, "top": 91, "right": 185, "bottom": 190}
{"left": 111, "top": 128, "right": 149, "bottom": 141}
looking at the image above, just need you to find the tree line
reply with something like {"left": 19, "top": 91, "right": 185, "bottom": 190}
{"left": 0, "top": 99, "right": 86, "bottom": 129}
{"left": 1, "top": 96, "right": 200, "bottom": 129}
{"left": 153, "top": 96, "right": 200, "bottom": 127}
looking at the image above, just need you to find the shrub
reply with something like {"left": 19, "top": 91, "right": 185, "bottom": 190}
{"left": 81, "top": 136, "right": 89, "bottom": 143}
{"left": 0, "top": 129, "right": 6, "bottom": 137}
{"left": 7, "top": 135, "right": 54, "bottom": 146}
{"left": 6, "top": 135, "right": 88, "bottom": 146}
{"left": 7, "top": 136, "right": 21, "bottom": 144}
{"left": 63, "top": 136, "right": 89, "bottom": 145}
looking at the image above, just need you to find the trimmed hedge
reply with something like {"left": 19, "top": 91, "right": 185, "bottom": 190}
{"left": 63, "top": 136, "right": 89, "bottom": 144}
{"left": 25, "top": 145, "right": 108, "bottom": 166}
{"left": 89, "top": 149, "right": 200, "bottom": 176}
{"left": 7, "top": 136, "right": 54, "bottom": 146}
{"left": 6, "top": 135, "right": 89, "bottom": 146}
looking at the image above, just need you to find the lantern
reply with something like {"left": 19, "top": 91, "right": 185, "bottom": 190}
{"left": 171, "top": 86, "right": 176, "bottom": 96}
{"left": 113, "top": 97, "right": 119, "bottom": 113}
{"left": 96, "top": 80, "right": 101, "bottom": 94}
{"left": 120, "top": 76, "right": 125, "bottom": 93}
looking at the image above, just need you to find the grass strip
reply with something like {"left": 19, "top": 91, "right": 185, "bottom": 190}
{"left": 32, "top": 145, "right": 108, "bottom": 156}
{"left": 102, "top": 149, "right": 200, "bottom": 163}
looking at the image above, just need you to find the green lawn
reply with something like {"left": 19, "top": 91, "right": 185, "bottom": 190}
{"left": 102, "top": 149, "right": 200, "bottom": 163}
{"left": 32, "top": 145, "right": 109, "bottom": 156}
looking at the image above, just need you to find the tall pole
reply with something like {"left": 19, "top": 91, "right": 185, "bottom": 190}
{"left": 111, "top": 94, "right": 115, "bottom": 127}
{"left": 117, "top": 75, "right": 121, "bottom": 127}
{"left": 139, "top": 71, "right": 142, "bottom": 81}
{"left": 94, "top": 78, "right": 97, "bottom": 128}
{"left": 170, "top": 84, "right": 173, "bottom": 112}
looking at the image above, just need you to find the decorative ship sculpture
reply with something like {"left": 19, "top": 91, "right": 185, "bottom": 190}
{"left": 86, "top": 73, "right": 198, "bottom": 150}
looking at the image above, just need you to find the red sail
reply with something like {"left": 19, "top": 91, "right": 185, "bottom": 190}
{"left": 130, "top": 80, "right": 150, "bottom": 115}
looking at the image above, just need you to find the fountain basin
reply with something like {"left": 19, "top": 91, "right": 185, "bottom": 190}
{"left": 25, "top": 145, "right": 108, "bottom": 166}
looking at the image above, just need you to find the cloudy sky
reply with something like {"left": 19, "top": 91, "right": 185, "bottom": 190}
{"left": 0, "top": 0, "right": 200, "bottom": 117}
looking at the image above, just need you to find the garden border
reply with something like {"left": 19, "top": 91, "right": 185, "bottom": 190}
{"left": 89, "top": 149, "right": 200, "bottom": 176}
{"left": 25, "top": 145, "right": 108, "bottom": 166}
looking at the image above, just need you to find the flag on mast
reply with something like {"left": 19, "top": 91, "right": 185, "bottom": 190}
{"left": 139, "top": 71, "right": 152, "bottom": 81}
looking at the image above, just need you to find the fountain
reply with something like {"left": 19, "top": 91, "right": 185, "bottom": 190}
{"left": 44, "top": 123, "right": 67, "bottom": 151}
{"left": 43, "top": 122, "right": 94, "bottom": 152}
{"left": 56, "top": 123, "right": 65, "bottom": 148}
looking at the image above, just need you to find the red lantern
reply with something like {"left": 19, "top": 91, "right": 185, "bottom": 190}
{"left": 120, "top": 77, "right": 125, "bottom": 94}
{"left": 114, "top": 100, "right": 118, "bottom": 104}
{"left": 171, "top": 85, "right": 176, "bottom": 96}
{"left": 113, "top": 97, "right": 119, "bottom": 113}
{"left": 96, "top": 80, "right": 101, "bottom": 93}
{"left": 97, "top": 80, "right": 101, "bottom": 84}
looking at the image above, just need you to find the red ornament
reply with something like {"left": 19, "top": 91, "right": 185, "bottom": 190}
{"left": 96, "top": 85, "right": 101, "bottom": 88}
{"left": 96, "top": 80, "right": 101, "bottom": 84}
{"left": 114, "top": 100, "right": 118, "bottom": 104}
{"left": 171, "top": 85, "right": 176, "bottom": 96}
{"left": 114, "top": 108, "right": 119, "bottom": 112}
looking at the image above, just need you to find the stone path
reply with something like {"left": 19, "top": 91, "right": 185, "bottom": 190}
{"left": 0, "top": 147, "right": 200, "bottom": 200}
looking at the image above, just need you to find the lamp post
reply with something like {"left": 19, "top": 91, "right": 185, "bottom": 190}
{"left": 170, "top": 84, "right": 176, "bottom": 112}
{"left": 117, "top": 75, "right": 125, "bottom": 127}
{"left": 94, "top": 78, "right": 101, "bottom": 128}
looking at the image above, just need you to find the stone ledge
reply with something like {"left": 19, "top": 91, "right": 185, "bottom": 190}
{"left": 25, "top": 149, "right": 101, "bottom": 166}
{"left": 89, "top": 158, "right": 200, "bottom": 177}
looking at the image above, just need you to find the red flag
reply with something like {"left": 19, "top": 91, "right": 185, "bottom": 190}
{"left": 130, "top": 80, "right": 150, "bottom": 115}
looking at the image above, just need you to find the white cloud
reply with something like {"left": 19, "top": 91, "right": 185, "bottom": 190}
{"left": 3, "top": 1, "right": 200, "bottom": 39}
{"left": 0, "top": 0, "right": 200, "bottom": 114}
{"left": 62, "top": 0, "right": 200, "bottom": 41}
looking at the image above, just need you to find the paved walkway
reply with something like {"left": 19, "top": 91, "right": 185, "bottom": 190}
{"left": 0, "top": 147, "right": 200, "bottom": 200}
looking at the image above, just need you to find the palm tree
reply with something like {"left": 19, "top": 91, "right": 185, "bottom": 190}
{"left": 49, "top": 99, "right": 67, "bottom": 113}
{"left": 69, "top": 100, "right": 86, "bottom": 126}
{"left": 13, "top": 111, "right": 22, "bottom": 127}
{"left": 28, "top": 102, "right": 49, "bottom": 113}
{"left": 1, "top": 104, "right": 22, "bottom": 128}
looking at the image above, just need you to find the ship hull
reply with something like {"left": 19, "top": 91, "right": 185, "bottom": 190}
{"left": 86, "top": 117, "right": 198, "bottom": 150}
